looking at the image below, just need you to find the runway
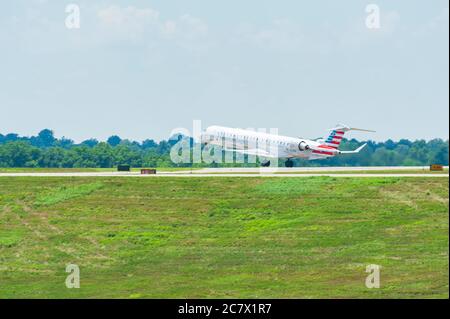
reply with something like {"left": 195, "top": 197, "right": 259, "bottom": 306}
{"left": 0, "top": 166, "right": 448, "bottom": 177}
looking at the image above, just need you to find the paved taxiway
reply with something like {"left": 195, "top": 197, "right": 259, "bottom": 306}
{"left": 193, "top": 166, "right": 448, "bottom": 173}
{"left": 0, "top": 166, "right": 448, "bottom": 178}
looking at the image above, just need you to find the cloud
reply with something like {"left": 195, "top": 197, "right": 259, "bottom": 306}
{"left": 380, "top": 10, "right": 401, "bottom": 35}
{"left": 96, "top": 5, "right": 208, "bottom": 48}
{"left": 413, "top": 7, "right": 449, "bottom": 37}
{"left": 98, "top": 5, "right": 160, "bottom": 27}
{"left": 236, "top": 19, "right": 304, "bottom": 51}
{"left": 159, "top": 14, "right": 209, "bottom": 41}
{"left": 97, "top": 5, "right": 160, "bottom": 41}
{"left": 161, "top": 20, "right": 177, "bottom": 36}
{"left": 179, "top": 14, "right": 208, "bottom": 39}
{"left": 428, "top": 6, "right": 449, "bottom": 30}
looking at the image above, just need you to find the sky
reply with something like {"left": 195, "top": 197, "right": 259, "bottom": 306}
{"left": 0, "top": 0, "right": 448, "bottom": 142}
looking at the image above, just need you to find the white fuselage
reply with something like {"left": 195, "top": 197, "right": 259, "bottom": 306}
{"left": 201, "top": 126, "right": 338, "bottom": 159}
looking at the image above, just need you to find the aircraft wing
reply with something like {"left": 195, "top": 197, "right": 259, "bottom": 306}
{"left": 225, "top": 148, "right": 275, "bottom": 158}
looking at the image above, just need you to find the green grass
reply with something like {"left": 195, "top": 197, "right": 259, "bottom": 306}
{"left": 34, "top": 182, "right": 104, "bottom": 206}
{"left": 274, "top": 169, "right": 449, "bottom": 174}
{"left": 0, "top": 167, "right": 114, "bottom": 173}
{"left": 0, "top": 176, "right": 448, "bottom": 298}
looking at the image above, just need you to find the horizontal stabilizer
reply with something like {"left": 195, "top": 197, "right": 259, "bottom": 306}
{"left": 328, "top": 124, "right": 376, "bottom": 133}
{"left": 348, "top": 127, "right": 376, "bottom": 133}
{"left": 339, "top": 143, "right": 367, "bottom": 154}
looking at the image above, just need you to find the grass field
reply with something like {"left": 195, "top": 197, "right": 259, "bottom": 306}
{"left": 205, "top": 169, "right": 448, "bottom": 175}
{"left": 0, "top": 176, "right": 448, "bottom": 298}
{"left": 275, "top": 169, "right": 449, "bottom": 175}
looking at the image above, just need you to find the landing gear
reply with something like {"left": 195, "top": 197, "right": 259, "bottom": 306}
{"left": 285, "top": 159, "right": 294, "bottom": 168}
{"left": 261, "top": 160, "right": 271, "bottom": 167}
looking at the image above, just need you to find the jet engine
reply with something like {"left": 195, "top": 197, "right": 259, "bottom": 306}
{"left": 298, "top": 141, "right": 310, "bottom": 151}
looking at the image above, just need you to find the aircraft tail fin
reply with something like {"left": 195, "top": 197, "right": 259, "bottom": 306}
{"left": 323, "top": 124, "right": 375, "bottom": 149}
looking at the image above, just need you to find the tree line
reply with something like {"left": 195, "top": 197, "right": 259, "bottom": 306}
{"left": 0, "top": 129, "right": 448, "bottom": 168}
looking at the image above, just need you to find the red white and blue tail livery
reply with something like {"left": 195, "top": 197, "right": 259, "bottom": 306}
{"left": 324, "top": 128, "right": 346, "bottom": 149}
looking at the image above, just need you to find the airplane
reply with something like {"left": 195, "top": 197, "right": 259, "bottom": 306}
{"left": 201, "top": 124, "right": 375, "bottom": 167}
